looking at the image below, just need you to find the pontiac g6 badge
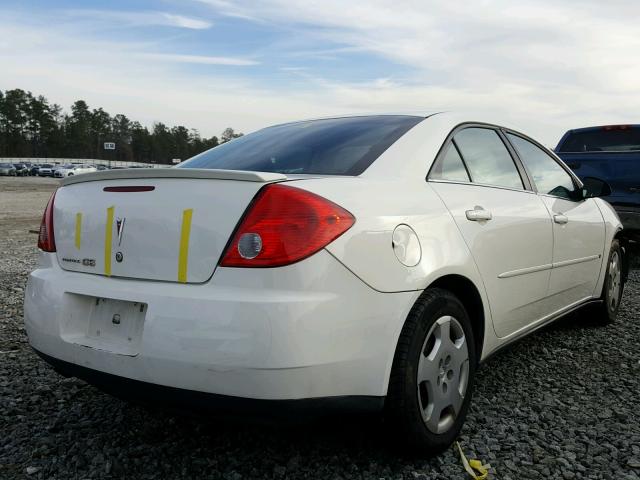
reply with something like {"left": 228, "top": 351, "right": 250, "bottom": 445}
{"left": 116, "top": 217, "right": 126, "bottom": 245}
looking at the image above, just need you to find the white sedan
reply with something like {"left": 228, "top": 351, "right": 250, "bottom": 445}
{"left": 53, "top": 164, "right": 97, "bottom": 178}
{"left": 24, "top": 113, "right": 626, "bottom": 454}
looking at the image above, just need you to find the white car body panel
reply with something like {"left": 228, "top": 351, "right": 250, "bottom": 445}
{"left": 429, "top": 182, "right": 555, "bottom": 338}
{"left": 592, "top": 197, "right": 623, "bottom": 295}
{"left": 24, "top": 112, "right": 622, "bottom": 405}
{"left": 538, "top": 195, "right": 605, "bottom": 307}
{"left": 26, "top": 250, "right": 418, "bottom": 399}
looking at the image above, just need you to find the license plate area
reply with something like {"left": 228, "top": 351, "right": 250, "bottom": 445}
{"left": 60, "top": 294, "right": 147, "bottom": 356}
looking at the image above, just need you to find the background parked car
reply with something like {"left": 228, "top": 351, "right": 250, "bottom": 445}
{"left": 53, "top": 164, "right": 97, "bottom": 178}
{"left": 0, "top": 163, "right": 17, "bottom": 176}
{"left": 37, "top": 164, "right": 55, "bottom": 177}
{"left": 13, "top": 163, "right": 29, "bottom": 176}
{"left": 556, "top": 124, "right": 640, "bottom": 241}
{"left": 30, "top": 164, "right": 41, "bottom": 176}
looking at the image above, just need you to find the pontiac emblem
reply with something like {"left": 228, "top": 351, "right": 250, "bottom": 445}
{"left": 116, "top": 217, "right": 126, "bottom": 246}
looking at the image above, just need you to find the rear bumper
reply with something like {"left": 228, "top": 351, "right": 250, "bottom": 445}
{"left": 35, "top": 348, "right": 384, "bottom": 418}
{"left": 25, "top": 251, "right": 418, "bottom": 401}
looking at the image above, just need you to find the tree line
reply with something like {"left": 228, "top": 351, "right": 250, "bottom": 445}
{"left": 0, "top": 89, "right": 242, "bottom": 164}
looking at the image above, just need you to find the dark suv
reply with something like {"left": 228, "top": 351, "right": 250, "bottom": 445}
{"left": 556, "top": 125, "right": 640, "bottom": 241}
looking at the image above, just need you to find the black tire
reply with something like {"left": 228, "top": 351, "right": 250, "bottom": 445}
{"left": 593, "top": 239, "right": 624, "bottom": 325}
{"left": 385, "top": 288, "right": 477, "bottom": 455}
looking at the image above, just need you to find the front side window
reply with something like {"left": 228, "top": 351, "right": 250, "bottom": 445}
{"left": 429, "top": 143, "right": 470, "bottom": 182}
{"left": 453, "top": 128, "right": 523, "bottom": 190}
{"left": 507, "top": 133, "right": 578, "bottom": 200}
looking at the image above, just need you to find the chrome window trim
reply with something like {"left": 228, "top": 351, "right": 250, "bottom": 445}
{"left": 426, "top": 122, "right": 534, "bottom": 192}
{"left": 428, "top": 178, "right": 538, "bottom": 195}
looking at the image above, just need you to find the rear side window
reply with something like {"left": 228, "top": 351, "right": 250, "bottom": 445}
{"left": 429, "top": 143, "right": 470, "bottom": 182}
{"left": 453, "top": 128, "right": 523, "bottom": 190}
{"left": 557, "top": 126, "right": 640, "bottom": 152}
{"left": 507, "top": 133, "right": 578, "bottom": 200}
{"left": 178, "top": 115, "right": 424, "bottom": 175}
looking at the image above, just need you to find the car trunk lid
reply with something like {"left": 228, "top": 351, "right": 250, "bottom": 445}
{"left": 53, "top": 168, "right": 287, "bottom": 283}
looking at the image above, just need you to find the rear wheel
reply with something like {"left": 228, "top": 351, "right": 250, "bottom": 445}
{"left": 593, "top": 239, "right": 624, "bottom": 325}
{"left": 386, "top": 288, "right": 476, "bottom": 455}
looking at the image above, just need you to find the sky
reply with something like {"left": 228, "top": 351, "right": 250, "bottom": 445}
{"left": 1, "top": 0, "right": 639, "bottom": 146}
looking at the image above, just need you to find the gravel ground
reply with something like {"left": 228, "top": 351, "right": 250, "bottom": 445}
{"left": 1, "top": 176, "right": 639, "bottom": 479}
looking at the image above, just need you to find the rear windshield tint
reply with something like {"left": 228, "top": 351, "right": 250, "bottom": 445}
{"left": 558, "top": 127, "right": 640, "bottom": 152}
{"left": 178, "top": 115, "right": 424, "bottom": 175}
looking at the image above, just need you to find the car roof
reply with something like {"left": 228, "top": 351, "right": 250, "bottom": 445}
{"left": 359, "top": 111, "right": 552, "bottom": 180}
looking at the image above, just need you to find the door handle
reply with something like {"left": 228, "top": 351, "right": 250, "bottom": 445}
{"left": 465, "top": 208, "right": 492, "bottom": 221}
{"left": 553, "top": 214, "right": 569, "bottom": 224}
{"left": 630, "top": 187, "right": 640, "bottom": 193}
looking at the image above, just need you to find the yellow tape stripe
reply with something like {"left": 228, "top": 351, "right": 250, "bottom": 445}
{"left": 75, "top": 213, "right": 82, "bottom": 250}
{"left": 104, "top": 206, "right": 114, "bottom": 276}
{"left": 178, "top": 209, "right": 193, "bottom": 283}
{"left": 456, "top": 442, "right": 489, "bottom": 480}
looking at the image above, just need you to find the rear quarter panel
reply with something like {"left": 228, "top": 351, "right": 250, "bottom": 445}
{"left": 296, "top": 176, "right": 498, "bottom": 360}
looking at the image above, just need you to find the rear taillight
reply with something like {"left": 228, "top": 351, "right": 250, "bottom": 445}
{"left": 220, "top": 184, "right": 355, "bottom": 267}
{"left": 38, "top": 190, "right": 57, "bottom": 252}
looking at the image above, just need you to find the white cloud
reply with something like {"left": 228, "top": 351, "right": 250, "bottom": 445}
{"left": 66, "top": 9, "right": 212, "bottom": 30}
{"left": 160, "top": 13, "right": 212, "bottom": 30}
{"left": 199, "top": 0, "right": 640, "bottom": 143}
{"left": 141, "top": 53, "right": 259, "bottom": 66}
{"left": 0, "top": 20, "right": 339, "bottom": 138}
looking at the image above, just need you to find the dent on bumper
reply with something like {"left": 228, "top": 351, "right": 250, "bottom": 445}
{"left": 25, "top": 251, "right": 418, "bottom": 400}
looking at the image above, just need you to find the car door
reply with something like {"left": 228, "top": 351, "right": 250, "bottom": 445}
{"left": 505, "top": 132, "right": 605, "bottom": 310}
{"left": 428, "top": 126, "right": 555, "bottom": 338}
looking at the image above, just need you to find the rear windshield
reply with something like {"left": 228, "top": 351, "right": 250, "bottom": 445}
{"left": 558, "top": 126, "right": 640, "bottom": 152}
{"left": 178, "top": 115, "right": 424, "bottom": 175}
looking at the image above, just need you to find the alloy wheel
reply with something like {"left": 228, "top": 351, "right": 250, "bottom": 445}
{"left": 417, "top": 315, "right": 469, "bottom": 434}
{"left": 608, "top": 250, "right": 621, "bottom": 312}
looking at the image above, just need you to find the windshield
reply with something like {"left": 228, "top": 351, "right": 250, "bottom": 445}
{"left": 178, "top": 115, "right": 424, "bottom": 175}
{"left": 558, "top": 126, "right": 640, "bottom": 152}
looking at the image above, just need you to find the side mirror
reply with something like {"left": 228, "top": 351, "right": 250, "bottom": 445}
{"left": 582, "top": 176, "right": 612, "bottom": 198}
